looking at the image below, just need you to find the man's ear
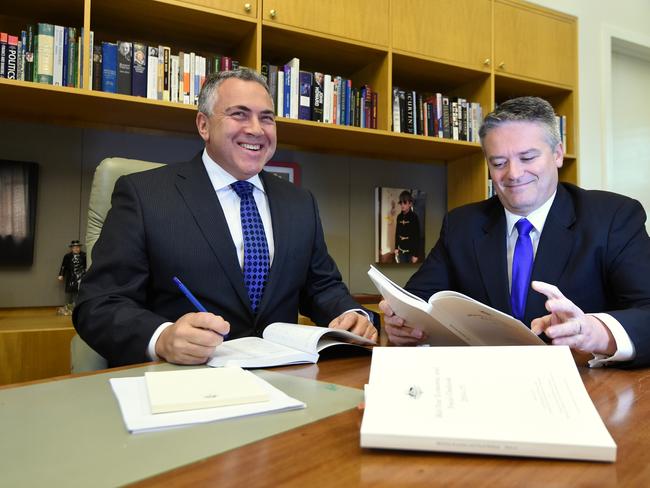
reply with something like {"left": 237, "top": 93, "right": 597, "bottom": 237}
{"left": 554, "top": 142, "right": 564, "bottom": 168}
{"left": 196, "top": 112, "right": 210, "bottom": 142}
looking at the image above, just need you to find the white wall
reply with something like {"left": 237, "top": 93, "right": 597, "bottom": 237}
{"left": 530, "top": 0, "right": 650, "bottom": 190}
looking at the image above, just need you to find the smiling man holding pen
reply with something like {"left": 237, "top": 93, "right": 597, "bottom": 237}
{"left": 73, "top": 68, "right": 377, "bottom": 367}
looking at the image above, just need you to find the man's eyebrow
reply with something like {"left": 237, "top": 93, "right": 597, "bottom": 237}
{"left": 225, "top": 105, "right": 252, "bottom": 112}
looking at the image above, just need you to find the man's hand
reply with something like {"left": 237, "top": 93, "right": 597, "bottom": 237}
{"left": 155, "top": 312, "right": 230, "bottom": 365}
{"left": 328, "top": 311, "right": 378, "bottom": 343}
{"left": 378, "top": 300, "right": 426, "bottom": 345}
{"left": 531, "top": 281, "right": 616, "bottom": 355}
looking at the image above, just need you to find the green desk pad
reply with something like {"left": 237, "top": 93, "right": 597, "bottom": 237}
{"left": 0, "top": 363, "right": 363, "bottom": 487}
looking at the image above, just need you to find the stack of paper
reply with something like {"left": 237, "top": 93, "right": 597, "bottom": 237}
{"left": 360, "top": 346, "right": 616, "bottom": 462}
{"left": 110, "top": 366, "right": 305, "bottom": 434}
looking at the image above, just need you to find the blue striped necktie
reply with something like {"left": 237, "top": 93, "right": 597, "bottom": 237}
{"left": 231, "top": 180, "right": 270, "bottom": 313}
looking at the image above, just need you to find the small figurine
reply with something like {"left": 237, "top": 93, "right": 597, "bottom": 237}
{"left": 57, "top": 239, "right": 87, "bottom": 314}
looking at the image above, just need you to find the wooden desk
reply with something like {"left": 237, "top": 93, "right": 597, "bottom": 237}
{"left": 3, "top": 355, "right": 650, "bottom": 487}
{"left": 132, "top": 357, "right": 650, "bottom": 487}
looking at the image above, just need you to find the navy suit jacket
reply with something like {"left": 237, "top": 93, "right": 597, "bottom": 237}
{"left": 406, "top": 183, "right": 650, "bottom": 367}
{"left": 74, "top": 154, "right": 366, "bottom": 366}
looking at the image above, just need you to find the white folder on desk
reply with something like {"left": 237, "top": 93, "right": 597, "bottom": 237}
{"left": 110, "top": 370, "right": 305, "bottom": 434}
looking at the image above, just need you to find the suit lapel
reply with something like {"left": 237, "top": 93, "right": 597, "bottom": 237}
{"left": 475, "top": 202, "right": 512, "bottom": 314}
{"left": 174, "top": 154, "right": 251, "bottom": 313}
{"left": 525, "top": 184, "right": 576, "bottom": 323}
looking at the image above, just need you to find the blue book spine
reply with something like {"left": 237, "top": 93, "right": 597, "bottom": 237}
{"left": 283, "top": 64, "right": 291, "bottom": 118}
{"left": 345, "top": 79, "right": 352, "bottom": 126}
{"left": 298, "top": 70, "right": 312, "bottom": 120}
{"left": 131, "top": 42, "right": 147, "bottom": 97}
{"left": 62, "top": 28, "right": 69, "bottom": 87}
{"left": 101, "top": 42, "right": 117, "bottom": 93}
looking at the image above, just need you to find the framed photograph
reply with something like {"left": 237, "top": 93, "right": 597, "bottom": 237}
{"left": 375, "top": 187, "right": 426, "bottom": 265}
{"left": 264, "top": 162, "right": 301, "bottom": 186}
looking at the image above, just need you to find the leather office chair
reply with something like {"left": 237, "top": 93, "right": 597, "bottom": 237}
{"left": 70, "top": 157, "right": 165, "bottom": 373}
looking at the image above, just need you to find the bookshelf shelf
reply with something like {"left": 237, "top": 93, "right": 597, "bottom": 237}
{"left": 0, "top": 0, "right": 579, "bottom": 208}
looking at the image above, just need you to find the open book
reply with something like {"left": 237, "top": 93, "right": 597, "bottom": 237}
{"left": 368, "top": 265, "right": 544, "bottom": 346}
{"left": 207, "top": 322, "right": 375, "bottom": 368}
{"left": 360, "top": 346, "right": 616, "bottom": 461}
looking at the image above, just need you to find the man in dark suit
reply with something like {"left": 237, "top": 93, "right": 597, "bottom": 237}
{"left": 74, "top": 68, "right": 377, "bottom": 367}
{"left": 381, "top": 96, "right": 650, "bottom": 367}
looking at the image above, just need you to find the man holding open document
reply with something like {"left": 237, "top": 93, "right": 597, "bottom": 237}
{"left": 74, "top": 68, "right": 377, "bottom": 367}
{"left": 381, "top": 97, "right": 650, "bottom": 367}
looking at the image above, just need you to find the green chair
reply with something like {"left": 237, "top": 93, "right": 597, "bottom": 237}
{"left": 71, "top": 157, "right": 165, "bottom": 373}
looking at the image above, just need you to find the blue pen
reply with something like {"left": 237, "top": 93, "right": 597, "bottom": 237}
{"left": 173, "top": 276, "right": 227, "bottom": 338}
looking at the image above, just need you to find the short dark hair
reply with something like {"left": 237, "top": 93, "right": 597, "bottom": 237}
{"left": 479, "top": 96, "right": 561, "bottom": 149}
{"left": 197, "top": 67, "right": 272, "bottom": 116}
{"left": 398, "top": 190, "right": 413, "bottom": 204}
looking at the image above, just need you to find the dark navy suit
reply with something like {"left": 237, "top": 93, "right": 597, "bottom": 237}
{"left": 406, "top": 183, "right": 650, "bottom": 367}
{"left": 74, "top": 154, "right": 365, "bottom": 366}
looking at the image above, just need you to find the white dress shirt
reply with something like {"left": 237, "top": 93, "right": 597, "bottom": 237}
{"left": 504, "top": 192, "right": 635, "bottom": 367}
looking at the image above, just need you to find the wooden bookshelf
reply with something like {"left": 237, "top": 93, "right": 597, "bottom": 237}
{"left": 0, "top": 0, "right": 579, "bottom": 208}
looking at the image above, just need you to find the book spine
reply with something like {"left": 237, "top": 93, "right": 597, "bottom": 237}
{"left": 323, "top": 74, "right": 332, "bottom": 124}
{"left": 0, "top": 32, "right": 7, "bottom": 78}
{"left": 92, "top": 44, "right": 102, "bottom": 91}
{"left": 65, "top": 27, "right": 76, "bottom": 87}
{"left": 131, "top": 42, "right": 147, "bottom": 98}
{"left": 188, "top": 51, "right": 194, "bottom": 104}
{"left": 146, "top": 46, "right": 158, "bottom": 99}
{"left": 170, "top": 54, "right": 179, "bottom": 102}
{"left": 52, "top": 26, "right": 64, "bottom": 85}
{"left": 36, "top": 23, "right": 54, "bottom": 84}
{"left": 88, "top": 30, "right": 94, "bottom": 90}
{"left": 101, "top": 41, "right": 117, "bottom": 93}
{"left": 116, "top": 41, "right": 132, "bottom": 95}
{"left": 269, "top": 64, "right": 278, "bottom": 114}
{"left": 282, "top": 63, "right": 291, "bottom": 117}
{"left": 289, "top": 58, "right": 299, "bottom": 118}
{"left": 5, "top": 35, "right": 18, "bottom": 80}
{"left": 276, "top": 69, "right": 284, "bottom": 117}
{"left": 405, "top": 91, "right": 414, "bottom": 134}
{"left": 183, "top": 52, "right": 191, "bottom": 103}
{"left": 442, "top": 96, "right": 451, "bottom": 139}
{"left": 451, "top": 100, "right": 459, "bottom": 140}
{"left": 17, "top": 31, "right": 25, "bottom": 80}
{"left": 298, "top": 70, "right": 312, "bottom": 120}
{"left": 162, "top": 46, "right": 170, "bottom": 101}
{"left": 392, "top": 87, "right": 401, "bottom": 132}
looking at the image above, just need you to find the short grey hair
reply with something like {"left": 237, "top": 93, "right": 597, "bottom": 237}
{"left": 479, "top": 96, "right": 561, "bottom": 150}
{"left": 197, "top": 67, "right": 272, "bottom": 116}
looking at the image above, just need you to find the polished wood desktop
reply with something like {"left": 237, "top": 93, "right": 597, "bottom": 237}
{"left": 130, "top": 355, "right": 650, "bottom": 488}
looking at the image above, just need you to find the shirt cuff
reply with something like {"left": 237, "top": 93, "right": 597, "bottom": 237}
{"left": 345, "top": 308, "right": 370, "bottom": 321}
{"left": 587, "top": 313, "right": 636, "bottom": 368}
{"left": 147, "top": 322, "right": 174, "bottom": 361}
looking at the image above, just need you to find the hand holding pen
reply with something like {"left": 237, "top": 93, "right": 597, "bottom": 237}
{"left": 153, "top": 277, "right": 230, "bottom": 365}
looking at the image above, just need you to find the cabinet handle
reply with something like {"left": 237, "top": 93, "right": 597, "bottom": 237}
{"left": 498, "top": 61, "right": 506, "bottom": 69}
{"left": 244, "top": 3, "right": 251, "bottom": 12}
{"left": 270, "top": 9, "right": 277, "bottom": 18}
{"left": 483, "top": 58, "right": 491, "bottom": 66}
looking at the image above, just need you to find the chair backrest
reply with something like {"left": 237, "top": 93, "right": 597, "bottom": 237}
{"left": 71, "top": 157, "right": 165, "bottom": 373}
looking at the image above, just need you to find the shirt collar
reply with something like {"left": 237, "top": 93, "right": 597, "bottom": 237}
{"left": 201, "top": 148, "right": 265, "bottom": 193}
{"left": 505, "top": 191, "right": 556, "bottom": 237}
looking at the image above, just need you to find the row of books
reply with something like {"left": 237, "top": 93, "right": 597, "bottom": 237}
{"left": 393, "top": 88, "right": 483, "bottom": 142}
{"left": 0, "top": 24, "right": 87, "bottom": 87}
{"left": 93, "top": 41, "right": 239, "bottom": 104}
{"left": 262, "top": 58, "right": 378, "bottom": 129}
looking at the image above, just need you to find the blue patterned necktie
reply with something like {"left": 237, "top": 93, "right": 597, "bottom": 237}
{"left": 231, "top": 180, "right": 270, "bottom": 313}
{"left": 511, "top": 218, "right": 534, "bottom": 321}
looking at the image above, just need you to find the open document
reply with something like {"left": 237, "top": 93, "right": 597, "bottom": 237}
{"left": 208, "top": 322, "right": 375, "bottom": 368}
{"left": 368, "top": 265, "right": 544, "bottom": 346}
{"left": 360, "top": 346, "right": 616, "bottom": 462}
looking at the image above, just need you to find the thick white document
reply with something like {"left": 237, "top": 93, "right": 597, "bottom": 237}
{"left": 360, "top": 346, "right": 616, "bottom": 462}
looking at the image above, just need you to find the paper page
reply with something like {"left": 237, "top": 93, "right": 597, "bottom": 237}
{"left": 110, "top": 372, "right": 305, "bottom": 434}
{"left": 207, "top": 337, "right": 317, "bottom": 368}
{"left": 361, "top": 347, "right": 616, "bottom": 461}
{"left": 431, "top": 296, "right": 545, "bottom": 346}
{"left": 263, "top": 322, "right": 375, "bottom": 354}
{"left": 144, "top": 367, "right": 269, "bottom": 414}
{"left": 368, "top": 266, "right": 466, "bottom": 346}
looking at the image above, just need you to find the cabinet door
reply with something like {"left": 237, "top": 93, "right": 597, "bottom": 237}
{"left": 180, "top": 0, "right": 257, "bottom": 17}
{"left": 392, "top": 0, "right": 491, "bottom": 71}
{"left": 494, "top": 0, "right": 576, "bottom": 87}
{"left": 262, "top": 0, "right": 389, "bottom": 47}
